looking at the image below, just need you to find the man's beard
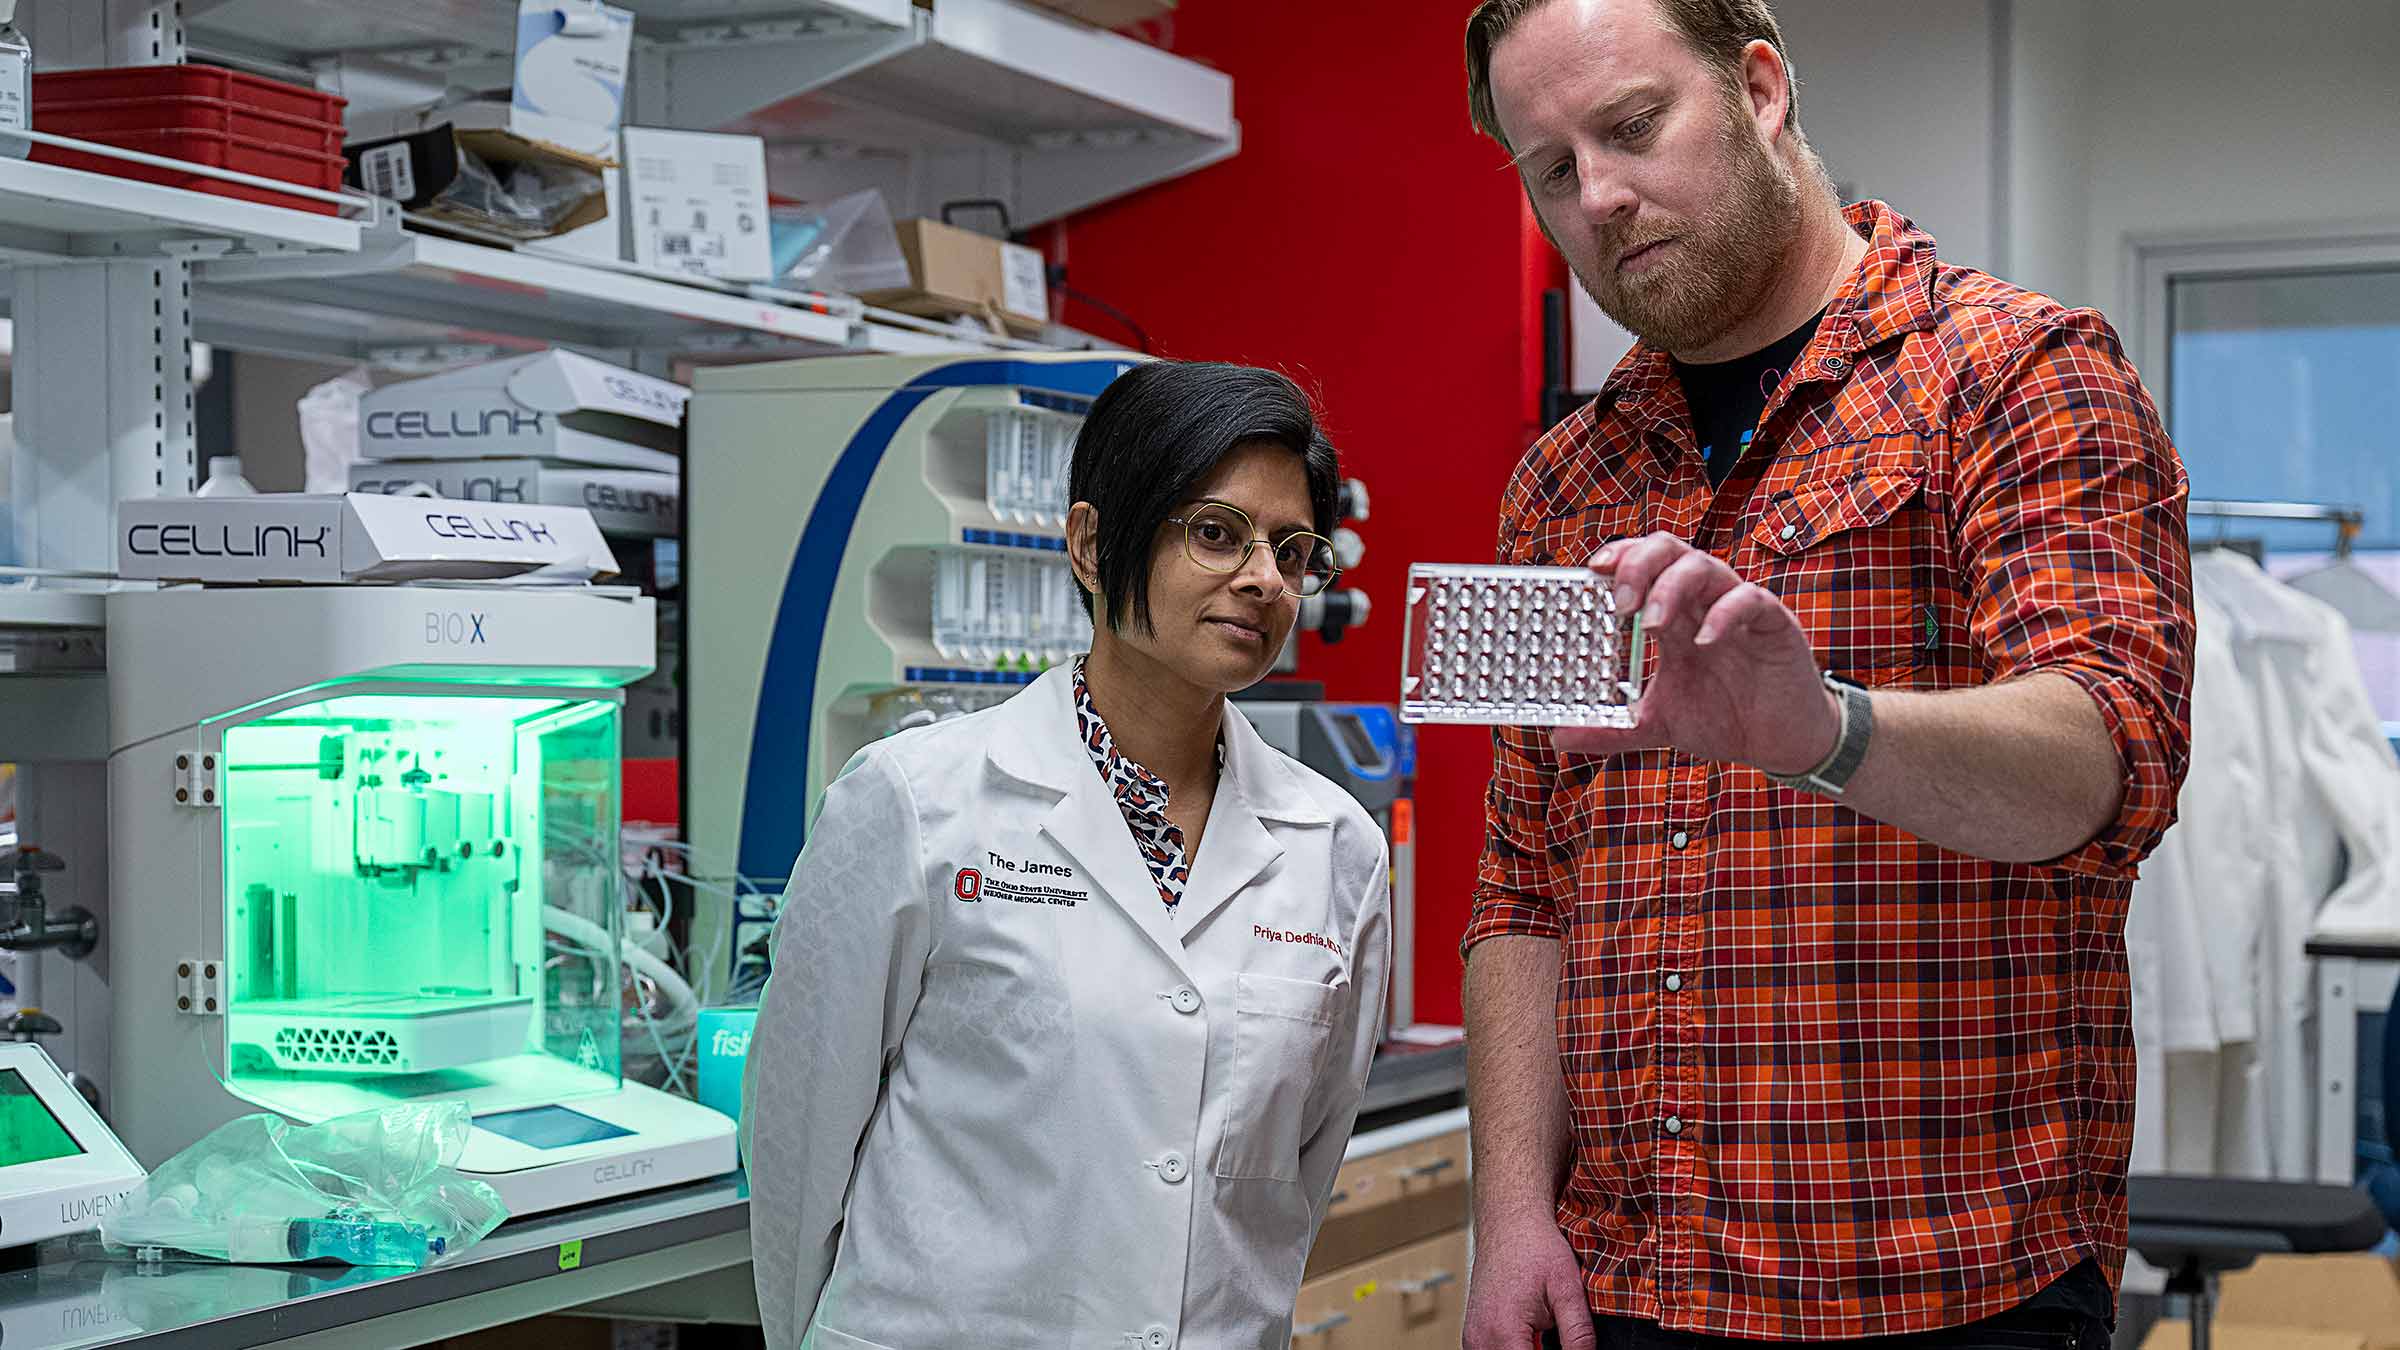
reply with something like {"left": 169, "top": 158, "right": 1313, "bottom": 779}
{"left": 1575, "top": 94, "right": 1803, "bottom": 354}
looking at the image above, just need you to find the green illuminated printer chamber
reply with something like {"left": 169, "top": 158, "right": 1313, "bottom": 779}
{"left": 215, "top": 691, "right": 624, "bottom": 1108}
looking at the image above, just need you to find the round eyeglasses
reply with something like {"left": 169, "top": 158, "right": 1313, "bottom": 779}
{"left": 1163, "top": 502, "right": 1340, "bottom": 599}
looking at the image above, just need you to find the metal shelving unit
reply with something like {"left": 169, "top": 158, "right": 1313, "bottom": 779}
{"left": 194, "top": 227, "right": 1012, "bottom": 365}
{"left": 0, "top": 11, "right": 1224, "bottom": 1316}
{"left": 182, "top": 0, "right": 1236, "bottom": 228}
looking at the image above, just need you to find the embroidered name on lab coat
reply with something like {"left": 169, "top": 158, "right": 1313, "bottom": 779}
{"left": 1254, "top": 924, "right": 1346, "bottom": 958}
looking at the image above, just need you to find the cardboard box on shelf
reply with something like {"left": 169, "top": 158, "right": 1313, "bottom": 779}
{"left": 343, "top": 2, "right": 632, "bottom": 242}
{"left": 861, "top": 218, "right": 1049, "bottom": 336}
{"left": 350, "top": 458, "right": 678, "bottom": 538}
{"left": 343, "top": 118, "right": 614, "bottom": 241}
{"left": 2137, "top": 1254, "right": 2400, "bottom": 1350}
{"left": 1023, "top": 0, "right": 1177, "bottom": 28}
{"left": 358, "top": 350, "right": 688, "bottom": 473}
{"left": 621, "top": 127, "right": 772, "bottom": 282}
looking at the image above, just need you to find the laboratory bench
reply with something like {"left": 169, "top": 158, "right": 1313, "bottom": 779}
{"left": 0, "top": 1040, "right": 1467, "bottom": 1348}
{"left": 0, "top": 1176, "right": 752, "bottom": 1349}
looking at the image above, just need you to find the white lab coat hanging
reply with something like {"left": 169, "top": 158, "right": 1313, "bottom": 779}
{"left": 742, "top": 668, "right": 1393, "bottom": 1350}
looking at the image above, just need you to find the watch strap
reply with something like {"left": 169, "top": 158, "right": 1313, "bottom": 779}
{"left": 1766, "top": 673, "right": 1873, "bottom": 796}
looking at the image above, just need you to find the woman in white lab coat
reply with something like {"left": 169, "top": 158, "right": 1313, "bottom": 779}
{"left": 742, "top": 361, "right": 1393, "bottom": 1350}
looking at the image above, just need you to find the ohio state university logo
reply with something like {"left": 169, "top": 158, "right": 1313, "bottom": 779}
{"left": 953, "top": 868, "right": 983, "bottom": 902}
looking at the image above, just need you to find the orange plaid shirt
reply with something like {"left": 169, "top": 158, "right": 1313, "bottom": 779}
{"left": 1464, "top": 202, "right": 2195, "bottom": 1339}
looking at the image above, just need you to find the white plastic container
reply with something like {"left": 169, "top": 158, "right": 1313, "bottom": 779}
{"left": 194, "top": 456, "right": 257, "bottom": 498}
{"left": 0, "top": 2, "right": 28, "bottom": 162}
{"left": 931, "top": 549, "right": 966, "bottom": 660}
{"left": 985, "top": 414, "right": 1018, "bottom": 522}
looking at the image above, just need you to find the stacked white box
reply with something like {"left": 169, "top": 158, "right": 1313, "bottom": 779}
{"left": 354, "top": 350, "right": 683, "bottom": 540}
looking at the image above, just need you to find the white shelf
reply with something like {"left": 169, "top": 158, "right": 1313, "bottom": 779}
{"left": 192, "top": 228, "right": 1024, "bottom": 363}
{"left": 0, "top": 586, "right": 105, "bottom": 630}
{"left": 0, "top": 154, "right": 361, "bottom": 264}
{"left": 703, "top": 0, "right": 1229, "bottom": 143}
{"left": 700, "top": 0, "right": 1238, "bottom": 221}
{"left": 189, "top": 0, "right": 912, "bottom": 66}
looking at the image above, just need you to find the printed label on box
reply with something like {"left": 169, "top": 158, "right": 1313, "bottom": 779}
{"left": 0, "top": 53, "right": 26, "bottom": 133}
{"left": 360, "top": 142, "right": 416, "bottom": 202}
{"left": 1002, "top": 242, "right": 1048, "bottom": 321}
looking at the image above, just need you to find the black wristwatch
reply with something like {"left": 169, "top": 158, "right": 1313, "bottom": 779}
{"left": 1764, "top": 672, "right": 1874, "bottom": 797}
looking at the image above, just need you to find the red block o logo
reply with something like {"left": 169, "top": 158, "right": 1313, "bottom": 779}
{"left": 953, "top": 868, "right": 982, "bottom": 902}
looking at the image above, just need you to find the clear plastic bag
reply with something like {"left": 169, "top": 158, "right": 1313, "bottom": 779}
{"left": 296, "top": 366, "right": 373, "bottom": 494}
{"left": 98, "top": 1103, "right": 507, "bottom": 1269}
{"left": 769, "top": 189, "right": 910, "bottom": 294}
{"left": 430, "top": 147, "right": 601, "bottom": 238}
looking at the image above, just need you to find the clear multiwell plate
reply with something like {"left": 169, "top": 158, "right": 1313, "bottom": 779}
{"left": 1399, "top": 563, "right": 1645, "bottom": 727}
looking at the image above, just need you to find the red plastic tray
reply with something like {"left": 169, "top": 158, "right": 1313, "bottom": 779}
{"left": 31, "top": 127, "right": 346, "bottom": 215}
{"left": 33, "top": 65, "right": 344, "bottom": 127}
{"left": 39, "top": 94, "right": 343, "bottom": 156}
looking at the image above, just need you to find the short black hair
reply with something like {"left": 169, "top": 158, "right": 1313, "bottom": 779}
{"left": 1069, "top": 360, "right": 1340, "bottom": 634}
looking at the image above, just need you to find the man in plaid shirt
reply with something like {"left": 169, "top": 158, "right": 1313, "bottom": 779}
{"left": 1458, "top": 2, "right": 2195, "bottom": 1349}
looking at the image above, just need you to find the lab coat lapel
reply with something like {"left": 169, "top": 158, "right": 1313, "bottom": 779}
{"left": 1040, "top": 783, "right": 1196, "bottom": 979}
{"left": 1176, "top": 700, "right": 1330, "bottom": 937}
{"left": 1175, "top": 797, "right": 1278, "bottom": 939}
{"left": 987, "top": 669, "right": 1197, "bottom": 980}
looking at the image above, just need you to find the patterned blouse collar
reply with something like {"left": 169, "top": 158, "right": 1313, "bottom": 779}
{"left": 1070, "top": 656, "right": 1221, "bottom": 914}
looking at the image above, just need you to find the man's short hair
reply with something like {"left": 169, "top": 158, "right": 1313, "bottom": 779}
{"left": 1465, "top": 0, "right": 1799, "bottom": 151}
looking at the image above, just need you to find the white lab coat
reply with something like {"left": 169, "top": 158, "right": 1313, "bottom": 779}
{"left": 741, "top": 667, "right": 1392, "bottom": 1350}
{"left": 2126, "top": 594, "right": 2272, "bottom": 1178}
{"left": 2188, "top": 550, "right": 2400, "bottom": 1179}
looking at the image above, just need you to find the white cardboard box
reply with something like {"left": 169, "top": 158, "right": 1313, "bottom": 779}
{"left": 359, "top": 350, "right": 688, "bottom": 472}
{"left": 621, "top": 127, "right": 772, "bottom": 282}
{"left": 350, "top": 458, "right": 677, "bottom": 538}
{"left": 117, "top": 494, "right": 620, "bottom": 584}
{"left": 511, "top": 0, "right": 634, "bottom": 153}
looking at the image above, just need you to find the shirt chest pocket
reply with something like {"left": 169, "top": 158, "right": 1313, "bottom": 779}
{"left": 1747, "top": 437, "right": 1940, "bottom": 686}
{"left": 1214, "top": 972, "right": 1344, "bottom": 1183}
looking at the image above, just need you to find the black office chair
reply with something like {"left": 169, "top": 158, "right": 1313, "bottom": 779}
{"left": 2128, "top": 1179, "right": 2386, "bottom": 1349}
{"left": 2128, "top": 965, "right": 2400, "bottom": 1349}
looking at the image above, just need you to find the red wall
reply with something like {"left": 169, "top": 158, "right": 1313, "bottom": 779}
{"left": 1052, "top": 3, "right": 1564, "bottom": 1024}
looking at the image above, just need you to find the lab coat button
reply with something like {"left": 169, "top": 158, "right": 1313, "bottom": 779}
{"left": 1157, "top": 1152, "right": 1188, "bottom": 1184}
{"left": 1170, "top": 986, "right": 1202, "bottom": 1015}
{"left": 1144, "top": 1326, "right": 1172, "bottom": 1350}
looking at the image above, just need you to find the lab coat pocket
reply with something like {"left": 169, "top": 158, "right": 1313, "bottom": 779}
{"left": 1216, "top": 972, "right": 1344, "bottom": 1183}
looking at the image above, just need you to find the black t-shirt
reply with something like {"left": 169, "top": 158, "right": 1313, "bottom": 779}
{"left": 1671, "top": 311, "right": 1824, "bottom": 486}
